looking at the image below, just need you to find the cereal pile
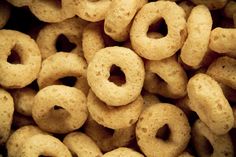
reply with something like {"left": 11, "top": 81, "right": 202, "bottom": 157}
{"left": 0, "top": 0, "right": 236, "bottom": 157}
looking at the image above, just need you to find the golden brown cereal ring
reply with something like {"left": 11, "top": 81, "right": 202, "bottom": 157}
{"left": 17, "top": 134, "right": 72, "bottom": 157}
{"left": 12, "top": 113, "right": 35, "bottom": 129}
{"left": 178, "top": 152, "right": 194, "bottom": 157}
{"left": 0, "top": 30, "right": 41, "bottom": 88}
{"left": 103, "top": 147, "right": 144, "bottom": 157}
{"left": 130, "top": 1, "right": 187, "bottom": 60}
{"left": 142, "top": 91, "right": 160, "bottom": 109}
{"left": 37, "top": 53, "right": 88, "bottom": 95}
{"left": 6, "top": 125, "right": 47, "bottom": 157}
{"left": 87, "top": 46, "right": 145, "bottom": 106}
{"left": 144, "top": 56, "right": 188, "bottom": 98}
{"left": 84, "top": 116, "right": 135, "bottom": 152}
{"left": 179, "top": 1, "right": 195, "bottom": 19}
{"left": 136, "top": 103, "right": 191, "bottom": 157}
{"left": 187, "top": 73, "right": 234, "bottom": 135}
{"left": 0, "top": 88, "right": 14, "bottom": 144}
{"left": 6, "top": 0, "right": 32, "bottom": 7}
{"left": 0, "top": 1, "right": 11, "bottom": 29}
{"left": 224, "top": 1, "right": 236, "bottom": 19}
{"left": 32, "top": 85, "right": 88, "bottom": 134}
{"left": 192, "top": 120, "right": 234, "bottom": 157}
{"left": 180, "top": 5, "right": 212, "bottom": 68}
{"left": 37, "top": 17, "right": 87, "bottom": 60}
{"left": 11, "top": 87, "right": 36, "bottom": 116}
{"left": 207, "top": 56, "right": 236, "bottom": 90}
{"left": 175, "top": 96, "right": 195, "bottom": 120}
{"left": 190, "top": 0, "right": 227, "bottom": 10}
{"left": 209, "top": 28, "right": 236, "bottom": 55}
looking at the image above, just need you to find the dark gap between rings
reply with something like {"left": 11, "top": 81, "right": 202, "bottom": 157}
{"left": 202, "top": 136, "right": 214, "bottom": 155}
{"left": 155, "top": 124, "right": 170, "bottom": 141}
{"left": 154, "top": 73, "right": 166, "bottom": 85}
{"left": 104, "top": 126, "right": 115, "bottom": 136}
{"left": 108, "top": 64, "right": 126, "bottom": 86}
{"left": 148, "top": 18, "right": 168, "bottom": 37}
{"left": 59, "top": 76, "right": 77, "bottom": 87}
{"left": 56, "top": 34, "right": 76, "bottom": 52}
{"left": 7, "top": 49, "right": 21, "bottom": 64}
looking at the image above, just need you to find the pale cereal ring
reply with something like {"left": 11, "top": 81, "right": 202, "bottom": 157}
{"left": 84, "top": 116, "right": 135, "bottom": 152}
{"left": 104, "top": 0, "right": 147, "bottom": 41}
{"left": 187, "top": 73, "right": 234, "bottom": 135}
{"left": 6, "top": 0, "right": 32, "bottom": 7}
{"left": 103, "top": 147, "right": 144, "bottom": 157}
{"left": 87, "top": 46, "right": 145, "bottom": 106}
{"left": 130, "top": 1, "right": 187, "bottom": 60}
{"left": 11, "top": 87, "right": 36, "bottom": 116}
{"left": 192, "top": 120, "right": 234, "bottom": 157}
{"left": 0, "top": 30, "right": 41, "bottom": 88}
{"left": 0, "top": 1, "right": 11, "bottom": 29}
{"left": 190, "top": 0, "right": 227, "bottom": 10}
{"left": 37, "top": 53, "right": 89, "bottom": 95}
{"left": 32, "top": 85, "right": 88, "bottom": 134}
{"left": 144, "top": 56, "right": 188, "bottom": 98}
{"left": 63, "top": 132, "right": 103, "bottom": 157}
{"left": 17, "top": 134, "right": 72, "bottom": 157}
{"left": 37, "top": 17, "right": 87, "bottom": 60}
{"left": 180, "top": 5, "right": 212, "bottom": 68}
{"left": 0, "top": 88, "right": 14, "bottom": 144}
{"left": 179, "top": 1, "right": 195, "bottom": 19}
{"left": 136, "top": 103, "right": 191, "bottom": 157}
{"left": 224, "top": 1, "right": 236, "bottom": 19}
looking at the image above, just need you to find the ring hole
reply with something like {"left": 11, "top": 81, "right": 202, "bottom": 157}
{"left": 56, "top": 34, "right": 76, "bottom": 52}
{"left": 155, "top": 124, "right": 170, "bottom": 141}
{"left": 148, "top": 18, "right": 168, "bottom": 37}
{"left": 53, "top": 105, "right": 64, "bottom": 110}
{"left": 202, "top": 136, "right": 214, "bottom": 155}
{"left": 59, "top": 76, "right": 77, "bottom": 87}
{"left": 108, "top": 64, "right": 126, "bottom": 86}
{"left": 7, "top": 49, "right": 21, "bottom": 64}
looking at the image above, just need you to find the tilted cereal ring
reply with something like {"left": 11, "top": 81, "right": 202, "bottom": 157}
{"left": 87, "top": 46, "right": 145, "bottom": 106}
{"left": 37, "top": 17, "right": 88, "bottom": 60}
{"left": 72, "top": 0, "right": 112, "bottom": 22}
{"left": 187, "top": 73, "right": 234, "bottom": 135}
{"left": 0, "top": 88, "right": 14, "bottom": 144}
{"left": 175, "top": 96, "right": 195, "bottom": 120}
{"left": 192, "top": 120, "right": 234, "bottom": 157}
{"left": 17, "top": 134, "right": 72, "bottom": 157}
{"left": 0, "top": 30, "right": 41, "bottom": 88}
{"left": 190, "top": 0, "right": 227, "bottom": 10}
{"left": 144, "top": 56, "right": 188, "bottom": 98}
{"left": 180, "top": 5, "right": 212, "bottom": 68}
{"left": 136, "top": 103, "right": 191, "bottom": 157}
{"left": 11, "top": 87, "right": 36, "bottom": 116}
{"left": 63, "top": 132, "right": 103, "bottom": 157}
{"left": 103, "top": 147, "right": 144, "bottom": 157}
{"left": 87, "top": 90, "right": 143, "bottom": 129}
{"left": 178, "top": 152, "right": 194, "bottom": 157}
{"left": 32, "top": 85, "right": 88, "bottom": 134}
{"left": 6, "top": 0, "right": 32, "bottom": 7}
{"left": 104, "top": 0, "right": 147, "bottom": 41}
{"left": 179, "top": 1, "right": 195, "bottom": 19}
{"left": 7, "top": 125, "right": 47, "bottom": 157}
{"left": 0, "top": 1, "right": 11, "bottom": 29}
{"left": 224, "top": 1, "right": 236, "bottom": 19}
{"left": 130, "top": 1, "right": 187, "bottom": 60}
{"left": 84, "top": 116, "right": 135, "bottom": 152}
{"left": 37, "top": 53, "right": 88, "bottom": 95}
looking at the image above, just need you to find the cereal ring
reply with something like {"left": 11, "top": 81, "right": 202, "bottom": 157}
{"left": 207, "top": 56, "right": 236, "bottom": 90}
{"left": 209, "top": 28, "right": 236, "bottom": 55}
{"left": 187, "top": 73, "right": 234, "bottom": 135}
{"left": 11, "top": 87, "right": 36, "bottom": 116}
{"left": 12, "top": 113, "right": 35, "bottom": 129}
{"left": 178, "top": 152, "right": 194, "bottom": 157}
{"left": 32, "top": 85, "right": 88, "bottom": 134}
{"left": 224, "top": 1, "right": 236, "bottom": 19}
{"left": 104, "top": 0, "right": 147, "bottom": 41}
{"left": 190, "top": 0, "right": 227, "bottom": 10}
{"left": 7, "top": 125, "right": 47, "bottom": 157}
{"left": 192, "top": 120, "right": 234, "bottom": 157}
{"left": 63, "top": 132, "right": 103, "bottom": 157}
{"left": 130, "top": 1, "right": 187, "bottom": 60}
{"left": 84, "top": 116, "right": 135, "bottom": 152}
{"left": 103, "top": 147, "right": 144, "bottom": 157}
{"left": 136, "top": 103, "right": 191, "bottom": 157}
{"left": 37, "top": 17, "right": 87, "bottom": 60}
{"left": 0, "top": 1, "right": 11, "bottom": 29}
{"left": 175, "top": 96, "right": 196, "bottom": 120}
{"left": 6, "top": 0, "right": 32, "bottom": 7}
{"left": 37, "top": 53, "right": 88, "bottom": 95}
{"left": 144, "top": 56, "right": 188, "bottom": 98}
{"left": 17, "top": 134, "right": 72, "bottom": 157}
{"left": 0, "top": 30, "right": 41, "bottom": 88}
{"left": 0, "top": 88, "right": 14, "bottom": 144}
{"left": 87, "top": 46, "right": 145, "bottom": 106}
{"left": 180, "top": 5, "right": 212, "bottom": 68}
{"left": 73, "top": 0, "right": 112, "bottom": 22}
{"left": 179, "top": 1, "right": 195, "bottom": 19}
{"left": 142, "top": 91, "right": 160, "bottom": 109}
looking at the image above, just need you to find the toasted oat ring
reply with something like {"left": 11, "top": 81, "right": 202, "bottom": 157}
{"left": 103, "top": 147, "right": 144, "bottom": 157}
{"left": 63, "top": 132, "right": 103, "bottom": 157}
{"left": 178, "top": 152, "right": 194, "bottom": 157}
{"left": 0, "top": 88, "right": 14, "bottom": 144}
{"left": 142, "top": 91, "right": 160, "bottom": 109}
{"left": 180, "top": 5, "right": 212, "bottom": 68}
{"left": 224, "top": 1, "right": 236, "bottom": 19}
{"left": 38, "top": 53, "right": 88, "bottom": 94}
{"left": 32, "top": 85, "right": 88, "bottom": 134}
{"left": 87, "top": 46, "right": 145, "bottom": 106}
{"left": 0, "top": 30, "right": 41, "bottom": 88}
{"left": 190, "top": 0, "right": 227, "bottom": 10}
{"left": 0, "top": 1, "right": 11, "bottom": 29}
{"left": 136, "top": 103, "right": 191, "bottom": 157}
{"left": 6, "top": 0, "right": 32, "bottom": 7}
{"left": 84, "top": 116, "right": 135, "bottom": 152}
{"left": 192, "top": 120, "right": 234, "bottom": 157}
{"left": 130, "top": 1, "right": 187, "bottom": 60}
{"left": 179, "top": 1, "right": 195, "bottom": 19}
{"left": 37, "top": 17, "right": 88, "bottom": 60}
{"left": 17, "top": 134, "right": 72, "bottom": 157}
{"left": 144, "top": 56, "right": 188, "bottom": 99}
